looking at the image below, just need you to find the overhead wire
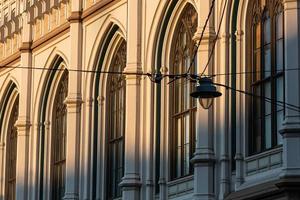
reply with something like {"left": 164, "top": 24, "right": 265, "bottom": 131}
{"left": 199, "top": 0, "right": 228, "bottom": 77}
{"left": 0, "top": 0, "right": 297, "bottom": 112}
{"left": 214, "top": 82, "right": 300, "bottom": 112}
{"left": 186, "top": 0, "right": 216, "bottom": 74}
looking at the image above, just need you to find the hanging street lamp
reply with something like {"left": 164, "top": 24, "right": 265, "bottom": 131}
{"left": 190, "top": 77, "right": 222, "bottom": 109}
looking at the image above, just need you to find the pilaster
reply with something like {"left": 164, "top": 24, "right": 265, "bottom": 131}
{"left": 279, "top": 0, "right": 300, "bottom": 179}
{"left": 64, "top": 1, "right": 83, "bottom": 198}
{"left": 234, "top": 29, "right": 245, "bottom": 189}
{"left": 191, "top": 1, "right": 216, "bottom": 200}
{"left": 15, "top": 11, "right": 32, "bottom": 200}
{"left": 159, "top": 66, "right": 168, "bottom": 200}
{"left": 218, "top": 32, "right": 230, "bottom": 200}
{"left": 119, "top": 0, "right": 142, "bottom": 199}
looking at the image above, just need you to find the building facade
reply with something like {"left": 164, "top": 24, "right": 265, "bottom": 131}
{"left": 0, "top": 0, "right": 299, "bottom": 199}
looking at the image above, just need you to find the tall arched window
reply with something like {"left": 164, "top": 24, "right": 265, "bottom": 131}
{"left": 5, "top": 97, "right": 19, "bottom": 200}
{"left": 249, "top": 0, "right": 284, "bottom": 154}
{"left": 170, "top": 4, "right": 197, "bottom": 179}
{"left": 106, "top": 40, "right": 126, "bottom": 199}
{"left": 51, "top": 71, "right": 68, "bottom": 199}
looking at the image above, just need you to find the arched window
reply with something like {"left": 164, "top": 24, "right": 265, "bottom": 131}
{"left": 249, "top": 0, "right": 284, "bottom": 154}
{"left": 51, "top": 71, "right": 68, "bottom": 199}
{"left": 170, "top": 4, "right": 197, "bottom": 179}
{"left": 5, "top": 97, "right": 19, "bottom": 200}
{"left": 106, "top": 40, "right": 126, "bottom": 199}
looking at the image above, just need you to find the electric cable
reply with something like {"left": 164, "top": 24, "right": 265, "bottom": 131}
{"left": 186, "top": 0, "right": 216, "bottom": 74}
{"left": 199, "top": 0, "right": 228, "bottom": 77}
{"left": 214, "top": 82, "right": 300, "bottom": 112}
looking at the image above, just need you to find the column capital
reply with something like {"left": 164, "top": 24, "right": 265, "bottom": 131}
{"left": 191, "top": 152, "right": 216, "bottom": 165}
{"left": 15, "top": 119, "right": 31, "bottom": 133}
{"left": 68, "top": 11, "right": 82, "bottom": 23}
{"left": 193, "top": 27, "right": 216, "bottom": 43}
{"left": 19, "top": 42, "right": 32, "bottom": 53}
{"left": 97, "top": 96, "right": 105, "bottom": 106}
{"left": 64, "top": 96, "right": 83, "bottom": 108}
{"left": 119, "top": 174, "right": 142, "bottom": 188}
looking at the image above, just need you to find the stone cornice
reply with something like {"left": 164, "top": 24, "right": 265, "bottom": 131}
{"left": 32, "top": 22, "right": 70, "bottom": 51}
{"left": 82, "top": 0, "right": 121, "bottom": 22}
{"left": 0, "top": 51, "right": 21, "bottom": 68}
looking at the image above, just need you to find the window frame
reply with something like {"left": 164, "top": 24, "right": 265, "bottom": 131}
{"left": 106, "top": 40, "right": 126, "bottom": 199}
{"left": 169, "top": 4, "right": 197, "bottom": 180}
{"left": 5, "top": 97, "right": 19, "bottom": 200}
{"left": 51, "top": 71, "right": 68, "bottom": 200}
{"left": 249, "top": 0, "right": 285, "bottom": 155}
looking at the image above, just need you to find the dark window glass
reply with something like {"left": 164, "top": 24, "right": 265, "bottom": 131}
{"left": 5, "top": 97, "right": 19, "bottom": 200}
{"left": 250, "top": 0, "right": 284, "bottom": 154}
{"left": 170, "top": 4, "right": 197, "bottom": 179}
{"left": 51, "top": 71, "right": 68, "bottom": 199}
{"left": 107, "top": 40, "right": 126, "bottom": 199}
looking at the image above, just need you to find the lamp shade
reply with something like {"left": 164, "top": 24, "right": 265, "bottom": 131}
{"left": 190, "top": 77, "right": 222, "bottom": 109}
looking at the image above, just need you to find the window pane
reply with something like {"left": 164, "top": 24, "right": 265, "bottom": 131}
{"left": 175, "top": 81, "right": 181, "bottom": 113}
{"left": 276, "top": 40, "right": 284, "bottom": 72}
{"left": 265, "top": 115, "right": 272, "bottom": 149}
{"left": 253, "top": 86, "right": 261, "bottom": 118}
{"left": 254, "top": 119, "right": 262, "bottom": 152}
{"left": 276, "top": 12, "right": 283, "bottom": 39}
{"left": 277, "top": 110, "right": 284, "bottom": 144}
{"left": 264, "top": 82, "right": 271, "bottom": 116}
{"left": 184, "top": 81, "right": 190, "bottom": 110}
{"left": 254, "top": 51, "right": 261, "bottom": 82}
{"left": 276, "top": 76, "right": 284, "bottom": 111}
{"left": 255, "top": 23, "right": 261, "bottom": 49}
{"left": 264, "top": 17, "right": 271, "bottom": 44}
{"left": 264, "top": 46, "right": 271, "bottom": 78}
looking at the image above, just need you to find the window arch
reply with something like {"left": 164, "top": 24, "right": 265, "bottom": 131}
{"left": 249, "top": 0, "right": 284, "bottom": 154}
{"left": 5, "top": 96, "right": 19, "bottom": 200}
{"left": 106, "top": 40, "right": 126, "bottom": 199}
{"left": 51, "top": 71, "right": 68, "bottom": 199}
{"left": 169, "top": 4, "right": 198, "bottom": 179}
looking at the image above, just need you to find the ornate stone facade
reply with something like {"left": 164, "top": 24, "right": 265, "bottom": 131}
{"left": 0, "top": 0, "right": 299, "bottom": 200}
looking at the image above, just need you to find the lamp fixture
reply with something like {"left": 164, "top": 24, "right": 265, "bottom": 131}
{"left": 190, "top": 77, "right": 222, "bottom": 109}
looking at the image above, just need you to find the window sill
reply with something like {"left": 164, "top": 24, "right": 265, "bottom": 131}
{"left": 245, "top": 146, "right": 283, "bottom": 176}
{"left": 167, "top": 175, "right": 194, "bottom": 198}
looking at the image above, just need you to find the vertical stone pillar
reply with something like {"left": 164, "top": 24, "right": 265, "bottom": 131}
{"left": 119, "top": 0, "right": 142, "bottom": 199}
{"left": 0, "top": 142, "right": 4, "bottom": 197}
{"left": 15, "top": 11, "right": 32, "bottom": 200}
{"left": 64, "top": 1, "right": 83, "bottom": 199}
{"left": 159, "top": 66, "right": 168, "bottom": 200}
{"left": 279, "top": 0, "right": 300, "bottom": 178}
{"left": 96, "top": 96, "right": 105, "bottom": 200}
{"left": 234, "top": 29, "right": 245, "bottom": 188}
{"left": 191, "top": 1, "right": 216, "bottom": 200}
{"left": 218, "top": 32, "right": 230, "bottom": 200}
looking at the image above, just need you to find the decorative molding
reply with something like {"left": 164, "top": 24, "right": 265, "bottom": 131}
{"left": 64, "top": 96, "right": 83, "bottom": 108}
{"left": 15, "top": 119, "right": 31, "bottom": 133}
{"left": 31, "top": 22, "right": 70, "bottom": 51}
{"left": 67, "top": 11, "right": 82, "bottom": 23}
{"left": 0, "top": 51, "right": 20, "bottom": 67}
{"left": 19, "top": 42, "right": 32, "bottom": 52}
{"left": 82, "top": 0, "right": 120, "bottom": 22}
